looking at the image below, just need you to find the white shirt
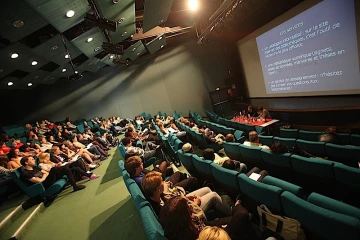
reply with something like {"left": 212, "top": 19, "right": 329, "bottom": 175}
{"left": 243, "top": 141, "right": 270, "bottom": 150}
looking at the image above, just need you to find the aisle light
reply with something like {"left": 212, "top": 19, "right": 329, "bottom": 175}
{"left": 189, "top": 0, "right": 198, "bottom": 11}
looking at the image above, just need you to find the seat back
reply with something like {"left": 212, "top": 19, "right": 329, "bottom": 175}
{"left": 238, "top": 174, "right": 283, "bottom": 214}
{"left": 138, "top": 204, "right": 167, "bottom": 240}
{"left": 192, "top": 155, "right": 214, "bottom": 181}
{"left": 260, "top": 149, "right": 293, "bottom": 182}
{"left": 325, "top": 143, "right": 360, "bottom": 168}
{"left": 281, "top": 191, "right": 360, "bottom": 240}
{"left": 273, "top": 137, "right": 297, "bottom": 148}
{"left": 280, "top": 128, "right": 299, "bottom": 138}
{"left": 210, "top": 163, "right": 239, "bottom": 197}
{"left": 263, "top": 176, "right": 303, "bottom": 198}
{"left": 334, "top": 163, "right": 360, "bottom": 208}
{"left": 118, "top": 144, "right": 126, "bottom": 158}
{"left": 234, "top": 130, "right": 245, "bottom": 143}
{"left": 259, "top": 135, "right": 274, "bottom": 147}
{"left": 177, "top": 151, "right": 197, "bottom": 177}
{"left": 291, "top": 155, "right": 335, "bottom": 197}
{"left": 118, "top": 160, "right": 126, "bottom": 173}
{"left": 223, "top": 142, "right": 242, "bottom": 161}
{"left": 11, "top": 168, "right": 45, "bottom": 198}
{"left": 298, "top": 130, "right": 322, "bottom": 141}
{"left": 296, "top": 139, "right": 326, "bottom": 157}
{"left": 351, "top": 134, "right": 360, "bottom": 146}
{"left": 128, "top": 183, "right": 147, "bottom": 211}
{"left": 238, "top": 144, "right": 263, "bottom": 169}
{"left": 338, "top": 133, "right": 351, "bottom": 145}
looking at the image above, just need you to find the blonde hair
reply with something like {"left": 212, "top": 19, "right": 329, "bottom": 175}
{"left": 39, "top": 153, "right": 51, "bottom": 164}
{"left": 198, "top": 226, "right": 231, "bottom": 240}
{"left": 141, "top": 171, "right": 163, "bottom": 198}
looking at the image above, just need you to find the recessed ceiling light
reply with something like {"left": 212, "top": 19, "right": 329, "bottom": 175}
{"left": 75, "top": 71, "right": 78, "bottom": 74}
{"left": 161, "top": 45, "right": 164, "bottom": 48}
{"left": 11, "top": 53, "right": 19, "bottom": 59}
{"left": 51, "top": 45, "right": 58, "bottom": 51}
{"left": 94, "top": 47, "right": 100, "bottom": 52}
{"left": 8, "top": 82, "right": 13, "bottom": 86}
{"left": 109, "top": 55, "right": 114, "bottom": 59}
{"left": 13, "top": 20, "right": 24, "bottom": 28}
{"left": 65, "top": 54, "right": 69, "bottom": 59}
{"left": 62, "top": 68, "right": 66, "bottom": 72}
{"left": 31, "top": 61, "right": 38, "bottom": 66}
{"left": 159, "top": 36, "right": 163, "bottom": 40}
{"left": 137, "top": 52, "right": 140, "bottom": 56}
{"left": 113, "top": 0, "right": 120, "bottom": 3}
{"left": 118, "top": 18, "right": 125, "bottom": 24}
{"left": 66, "top": 10, "right": 75, "bottom": 18}
{"left": 86, "top": 37, "right": 93, "bottom": 43}
{"left": 121, "top": 31, "right": 127, "bottom": 37}
{"left": 132, "top": 47, "right": 136, "bottom": 52}
{"left": 28, "top": 83, "right": 33, "bottom": 87}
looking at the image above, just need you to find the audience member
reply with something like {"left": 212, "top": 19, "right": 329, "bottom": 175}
{"left": 225, "top": 134, "right": 235, "bottom": 142}
{"left": 202, "top": 148, "right": 229, "bottom": 167}
{"left": 319, "top": 126, "right": 341, "bottom": 144}
{"left": 182, "top": 143, "right": 194, "bottom": 153}
{"left": 243, "top": 131, "right": 270, "bottom": 150}
{"left": 198, "top": 226, "right": 231, "bottom": 240}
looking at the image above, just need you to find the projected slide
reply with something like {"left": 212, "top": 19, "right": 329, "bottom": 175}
{"left": 256, "top": 0, "right": 360, "bottom": 94}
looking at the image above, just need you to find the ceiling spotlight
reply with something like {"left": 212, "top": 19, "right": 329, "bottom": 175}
{"left": 132, "top": 47, "right": 136, "bottom": 52}
{"left": 110, "top": 55, "right": 114, "bottom": 59}
{"left": 121, "top": 31, "right": 127, "bottom": 37}
{"left": 137, "top": 52, "right": 140, "bottom": 56}
{"left": 31, "top": 61, "right": 38, "bottom": 66}
{"left": 159, "top": 36, "right": 163, "bottom": 40}
{"left": 188, "top": 0, "right": 198, "bottom": 11}
{"left": 62, "top": 68, "right": 67, "bottom": 72}
{"left": 28, "top": 83, "right": 33, "bottom": 87}
{"left": 66, "top": 10, "right": 75, "bottom": 18}
{"left": 65, "top": 54, "right": 69, "bottom": 59}
{"left": 94, "top": 47, "right": 100, "bottom": 52}
{"left": 11, "top": 53, "right": 19, "bottom": 59}
{"left": 113, "top": 0, "right": 120, "bottom": 3}
{"left": 216, "top": 87, "right": 220, "bottom": 91}
{"left": 75, "top": 71, "right": 78, "bottom": 74}
{"left": 51, "top": 45, "right": 58, "bottom": 51}
{"left": 8, "top": 82, "right": 13, "bottom": 86}
{"left": 13, "top": 20, "right": 24, "bottom": 28}
{"left": 160, "top": 45, "right": 164, "bottom": 48}
{"left": 86, "top": 37, "right": 93, "bottom": 43}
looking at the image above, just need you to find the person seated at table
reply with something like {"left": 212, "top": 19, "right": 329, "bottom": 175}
{"left": 243, "top": 131, "right": 270, "bottom": 150}
{"left": 21, "top": 156, "right": 86, "bottom": 192}
{"left": 257, "top": 107, "right": 272, "bottom": 119}
{"left": 246, "top": 105, "right": 258, "bottom": 117}
{"left": 225, "top": 134, "right": 235, "bottom": 142}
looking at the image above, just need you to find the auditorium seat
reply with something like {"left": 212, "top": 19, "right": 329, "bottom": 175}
{"left": 295, "top": 139, "right": 326, "bottom": 158}
{"left": 298, "top": 130, "right": 322, "bottom": 141}
{"left": 325, "top": 143, "right": 360, "bottom": 168}
{"left": 260, "top": 149, "right": 293, "bottom": 182}
{"left": 223, "top": 142, "right": 242, "bottom": 161}
{"left": 238, "top": 174, "right": 283, "bottom": 214}
{"left": 191, "top": 155, "right": 214, "bottom": 181}
{"left": 238, "top": 144, "right": 263, "bottom": 170}
{"left": 291, "top": 155, "right": 335, "bottom": 198}
{"left": 262, "top": 176, "right": 304, "bottom": 198}
{"left": 307, "top": 193, "right": 360, "bottom": 220}
{"left": 279, "top": 128, "right": 298, "bottom": 138}
{"left": 351, "top": 134, "right": 360, "bottom": 146}
{"left": 334, "top": 163, "right": 360, "bottom": 208}
{"left": 338, "top": 133, "right": 351, "bottom": 145}
{"left": 281, "top": 191, "right": 360, "bottom": 240}
{"left": 210, "top": 163, "right": 240, "bottom": 197}
{"left": 177, "top": 150, "right": 198, "bottom": 177}
{"left": 128, "top": 183, "right": 147, "bottom": 212}
{"left": 234, "top": 130, "right": 245, "bottom": 143}
{"left": 138, "top": 204, "right": 167, "bottom": 240}
{"left": 273, "top": 137, "right": 297, "bottom": 148}
{"left": 118, "top": 160, "right": 126, "bottom": 173}
{"left": 259, "top": 135, "right": 274, "bottom": 147}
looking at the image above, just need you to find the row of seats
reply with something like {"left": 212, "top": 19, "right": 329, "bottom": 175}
{"left": 223, "top": 142, "right": 360, "bottom": 207}
{"left": 196, "top": 118, "right": 245, "bottom": 142}
{"left": 279, "top": 128, "right": 360, "bottom": 146}
{"left": 175, "top": 149, "right": 360, "bottom": 240}
{"left": 258, "top": 135, "right": 360, "bottom": 168}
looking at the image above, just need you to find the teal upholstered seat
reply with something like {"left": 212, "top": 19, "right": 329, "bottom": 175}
{"left": 223, "top": 142, "right": 242, "bottom": 161}
{"left": 210, "top": 163, "right": 239, "bottom": 197}
{"left": 238, "top": 144, "right": 263, "bottom": 169}
{"left": 279, "top": 128, "right": 298, "bottom": 138}
{"left": 296, "top": 139, "right": 326, "bottom": 157}
{"left": 263, "top": 176, "right": 303, "bottom": 198}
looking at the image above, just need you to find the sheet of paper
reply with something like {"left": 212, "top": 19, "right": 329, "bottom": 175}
{"left": 249, "top": 172, "right": 261, "bottom": 181}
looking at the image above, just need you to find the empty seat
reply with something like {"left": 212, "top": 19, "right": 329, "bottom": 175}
{"left": 273, "top": 137, "right": 297, "bottom": 148}
{"left": 296, "top": 139, "right": 326, "bottom": 157}
{"left": 234, "top": 130, "right": 245, "bottom": 143}
{"left": 338, "top": 133, "right": 351, "bottom": 145}
{"left": 223, "top": 142, "right": 242, "bottom": 161}
{"left": 259, "top": 135, "right": 274, "bottom": 147}
{"left": 334, "top": 163, "right": 360, "bottom": 208}
{"left": 238, "top": 144, "right": 263, "bottom": 169}
{"left": 192, "top": 155, "right": 214, "bottom": 181}
{"left": 210, "top": 163, "right": 239, "bottom": 197}
{"left": 263, "top": 176, "right": 303, "bottom": 198}
{"left": 281, "top": 191, "right": 360, "bottom": 240}
{"left": 280, "top": 128, "right": 298, "bottom": 138}
{"left": 351, "top": 134, "right": 360, "bottom": 146}
{"left": 177, "top": 151, "right": 197, "bottom": 177}
{"left": 238, "top": 174, "right": 283, "bottom": 214}
{"left": 298, "top": 130, "right": 322, "bottom": 141}
{"left": 325, "top": 143, "right": 360, "bottom": 168}
{"left": 291, "top": 155, "right": 335, "bottom": 198}
{"left": 260, "top": 149, "right": 293, "bottom": 182}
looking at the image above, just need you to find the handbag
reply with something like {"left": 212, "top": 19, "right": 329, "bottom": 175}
{"left": 257, "top": 204, "right": 306, "bottom": 240}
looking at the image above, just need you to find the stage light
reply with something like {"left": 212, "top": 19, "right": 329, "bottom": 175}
{"left": 66, "top": 10, "right": 75, "bottom": 18}
{"left": 31, "top": 61, "right": 38, "bottom": 66}
{"left": 8, "top": 82, "right": 13, "bottom": 86}
{"left": 11, "top": 53, "right": 19, "bottom": 59}
{"left": 189, "top": 0, "right": 198, "bottom": 11}
{"left": 28, "top": 83, "right": 33, "bottom": 87}
{"left": 62, "top": 68, "right": 67, "bottom": 72}
{"left": 65, "top": 54, "right": 69, "bottom": 59}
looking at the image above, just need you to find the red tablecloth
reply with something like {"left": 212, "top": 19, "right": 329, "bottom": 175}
{"left": 232, "top": 118, "right": 273, "bottom": 126}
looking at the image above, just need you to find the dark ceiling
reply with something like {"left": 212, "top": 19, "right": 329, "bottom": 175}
{"left": 0, "top": 0, "right": 303, "bottom": 92}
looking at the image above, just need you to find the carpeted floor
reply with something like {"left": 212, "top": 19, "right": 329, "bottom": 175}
{"left": 20, "top": 146, "right": 147, "bottom": 240}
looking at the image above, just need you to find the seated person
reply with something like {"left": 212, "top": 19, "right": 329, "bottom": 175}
{"left": 203, "top": 149, "right": 247, "bottom": 173}
{"left": 225, "top": 134, "right": 235, "bottom": 142}
{"left": 62, "top": 127, "right": 74, "bottom": 140}
{"left": 142, "top": 171, "right": 231, "bottom": 218}
{"left": 257, "top": 107, "right": 272, "bottom": 119}
{"left": 19, "top": 144, "right": 41, "bottom": 157}
{"left": 63, "top": 141, "right": 101, "bottom": 165}
{"left": 71, "top": 136, "right": 108, "bottom": 159}
{"left": 160, "top": 196, "right": 254, "bottom": 240}
{"left": 124, "top": 156, "right": 198, "bottom": 191}
{"left": 39, "top": 136, "right": 53, "bottom": 151}
{"left": 246, "top": 105, "right": 258, "bottom": 117}
{"left": 182, "top": 143, "right": 194, "bottom": 153}
{"left": 243, "top": 131, "right": 270, "bottom": 150}
{"left": 270, "top": 141, "right": 316, "bottom": 158}
{"left": 65, "top": 117, "right": 77, "bottom": 130}
{"left": 0, "top": 141, "right": 11, "bottom": 155}
{"left": 7, "top": 148, "right": 22, "bottom": 170}
{"left": 198, "top": 226, "right": 231, "bottom": 240}
{"left": 318, "top": 126, "right": 341, "bottom": 144}
{"left": 121, "top": 137, "right": 157, "bottom": 161}
{"left": 21, "top": 156, "right": 86, "bottom": 192}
